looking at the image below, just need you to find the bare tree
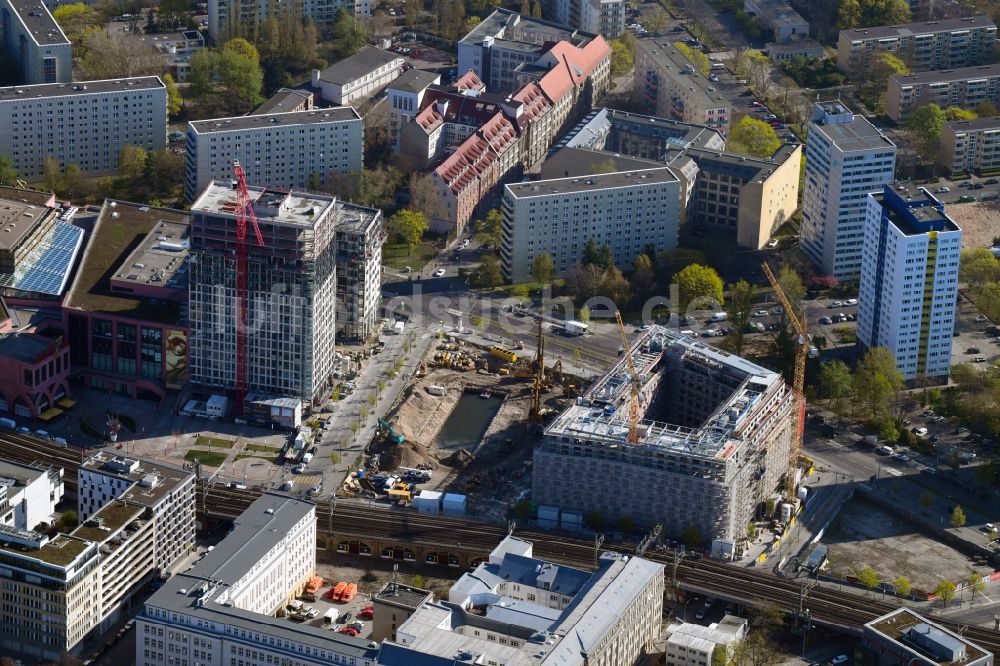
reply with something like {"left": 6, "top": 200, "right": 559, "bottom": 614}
{"left": 81, "top": 29, "right": 165, "bottom": 79}
{"left": 408, "top": 172, "right": 446, "bottom": 222}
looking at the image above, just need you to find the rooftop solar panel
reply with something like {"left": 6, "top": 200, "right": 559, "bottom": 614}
{"left": 0, "top": 221, "right": 83, "bottom": 295}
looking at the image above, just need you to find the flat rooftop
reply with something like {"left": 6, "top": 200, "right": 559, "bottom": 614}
{"left": 252, "top": 88, "right": 314, "bottom": 115}
{"left": 460, "top": 8, "right": 595, "bottom": 46}
{"left": 810, "top": 110, "right": 895, "bottom": 153}
{"left": 190, "top": 107, "right": 360, "bottom": 134}
{"left": 191, "top": 182, "right": 338, "bottom": 228}
{"left": 506, "top": 167, "right": 678, "bottom": 198}
{"left": 375, "top": 582, "right": 431, "bottom": 609}
{"left": 878, "top": 183, "right": 961, "bottom": 235}
{"left": 390, "top": 68, "right": 441, "bottom": 93}
{"left": 71, "top": 501, "right": 145, "bottom": 543}
{"left": 335, "top": 202, "right": 380, "bottom": 235}
{"left": 545, "top": 327, "right": 783, "bottom": 459}
{"left": 0, "top": 533, "right": 93, "bottom": 568}
{"left": 867, "top": 608, "right": 989, "bottom": 665}
{"left": 944, "top": 116, "right": 1000, "bottom": 133}
{"left": 112, "top": 216, "right": 189, "bottom": 292}
{"left": 0, "top": 459, "right": 47, "bottom": 487}
{"left": 555, "top": 107, "right": 724, "bottom": 154}
{"left": 0, "top": 332, "right": 57, "bottom": 364}
{"left": 81, "top": 452, "right": 193, "bottom": 509}
{"left": 750, "top": 0, "right": 808, "bottom": 27}
{"left": 686, "top": 144, "right": 800, "bottom": 179}
{"left": 8, "top": 0, "right": 69, "bottom": 46}
{"left": 766, "top": 38, "right": 824, "bottom": 53}
{"left": 890, "top": 63, "right": 1000, "bottom": 86}
{"left": 634, "top": 38, "right": 731, "bottom": 109}
{"left": 840, "top": 15, "right": 996, "bottom": 40}
{"left": 63, "top": 200, "right": 189, "bottom": 323}
{"left": 0, "top": 77, "right": 164, "bottom": 102}
{"left": 0, "top": 197, "right": 52, "bottom": 251}
{"left": 0, "top": 185, "right": 54, "bottom": 209}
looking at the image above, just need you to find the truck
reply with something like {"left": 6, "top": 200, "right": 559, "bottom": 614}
{"left": 392, "top": 320, "right": 405, "bottom": 335}
{"left": 564, "top": 320, "right": 588, "bottom": 336}
{"left": 323, "top": 608, "right": 340, "bottom": 625}
{"left": 490, "top": 346, "right": 518, "bottom": 363}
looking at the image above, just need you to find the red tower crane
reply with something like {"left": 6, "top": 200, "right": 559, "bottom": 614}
{"left": 232, "top": 160, "right": 265, "bottom": 413}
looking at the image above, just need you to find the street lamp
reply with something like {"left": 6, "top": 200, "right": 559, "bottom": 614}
{"left": 800, "top": 608, "right": 811, "bottom": 658}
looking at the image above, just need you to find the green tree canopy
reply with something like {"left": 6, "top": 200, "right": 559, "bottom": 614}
{"left": 976, "top": 101, "right": 1000, "bottom": 117}
{"left": 935, "top": 579, "right": 956, "bottom": 606}
{"left": 726, "top": 279, "right": 756, "bottom": 355}
{"left": 675, "top": 264, "right": 724, "bottom": 311}
{"left": 532, "top": 252, "right": 554, "bottom": 283}
{"left": 388, "top": 209, "right": 429, "bottom": 251}
{"left": 162, "top": 73, "right": 183, "bottom": 118}
{"left": 838, "top": 0, "right": 910, "bottom": 30}
{"left": 857, "top": 566, "right": 881, "bottom": 594}
{"left": 223, "top": 37, "right": 260, "bottom": 64}
{"left": 727, "top": 116, "right": 781, "bottom": 158}
{"left": 908, "top": 104, "right": 947, "bottom": 144}
{"left": 675, "top": 42, "right": 709, "bottom": 76}
{"left": 960, "top": 248, "right": 1000, "bottom": 291}
{"left": 329, "top": 8, "right": 372, "bottom": 60}
{"left": 854, "top": 347, "right": 904, "bottom": 422}
{"left": 118, "top": 145, "right": 148, "bottom": 181}
{"left": 950, "top": 505, "right": 966, "bottom": 528}
{"left": 946, "top": 106, "right": 977, "bottom": 121}
{"left": 818, "top": 359, "right": 854, "bottom": 409}
{"left": 894, "top": 576, "right": 912, "bottom": 599}
{"left": 609, "top": 36, "right": 635, "bottom": 78}
{"left": 0, "top": 155, "right": 18, "bottom": 186}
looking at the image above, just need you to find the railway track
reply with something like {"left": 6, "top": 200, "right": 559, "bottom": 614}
{"left": 4, "top": 440, "right": 1000, "bottom": 654}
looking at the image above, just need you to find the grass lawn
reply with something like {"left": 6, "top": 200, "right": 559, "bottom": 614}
{"left": 383, "top": 242, "right": 437, "bottom": 271}
{"left": 196, "top": 435, "right": 235, "bottom": 449}
{"left": 244, "top": 443, "right": 282, "bottom": 454}
{"left": 184, "top": 449, "right": 227, "bottom": 467}
{"left": 235, "top": 454, "right": 278, "bottom": 464}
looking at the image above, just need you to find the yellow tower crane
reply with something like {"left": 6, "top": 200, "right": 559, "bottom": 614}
{"left": 761, "top": 261, "right": 808, "bottom": 498}
{"left": 528, "top": 318, "right": 545, "bottom": 424}
{"left": 615, "top": 311, "right": 641, "bottom": 445}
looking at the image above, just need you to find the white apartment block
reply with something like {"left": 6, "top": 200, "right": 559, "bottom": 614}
{"left": 837, "top": 17, "right": 997, "bottom": 80}
{"left": 311, "top": 47, "right": 403, "bottom": 106}
{"left": 0, "top": 0, "right": 71, "bottom": 84}
{"left": 78, "top": 452, "right": 195, "bottom": 572}
{"left": 0, "top": 458, "right": 63, "bottom": 530}
{"left": 543, "top": 0, "right": 625, "bottom": 36}
{"left": 801, "top": 101, "right": 896, "bottom": 281}
{"left": 665, "top": 617, "right": 748, "bottom": 666}
{"left": 207, "top": 0, "right": 370, "bottom": 40}
{"left": 500, "top": 166, "right": 681, "bottom": 282}
{"left": 378, "top": 536, "right": 664, "bottom": 666}
{"left": 886, "top": 65, "right": 1000, "bottom": 123}
{"left": 743, "top": 0, "right": 809, "bottom": 43}
{"left": 858, "top": 184, "right": 962, "bottom": 380}
{"left": 0, "top": 529, "right": 102, "bottom": 661}
{"left": 0, "top": 77, "right": 167, "bottom": 179}
{"left": 184, "top": 107, "right": 364, "bottom": 201}
{"left": 137, "top": 494, "right": 380, "bottom": 666}
{"left": 188, "top": 184, "right": 339, "bottom": 406}
{"left": 634, "top": 38, "right": 731, "bottom": 131}
{"left": 939, "top": 117, "right": 1000, "bottom": 175}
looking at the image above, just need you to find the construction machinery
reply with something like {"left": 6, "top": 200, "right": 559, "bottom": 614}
{"left": 761, "top": 261, "right": 806, "bottom": 498}
{"left": 614, "top": 312, "right": 641, "bottom": 445}
{"left": 232, "top": 160, "right": 265, "bottom": 414}
{"left": 528, "top": 318, "right": 545, "bottom": 423}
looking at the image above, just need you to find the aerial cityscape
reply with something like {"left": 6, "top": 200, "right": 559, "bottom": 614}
{"left": 3, "top": 0, "right": 1000, "bottom": 664}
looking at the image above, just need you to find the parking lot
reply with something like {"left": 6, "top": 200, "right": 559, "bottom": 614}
{"left": 286, "top": 579, "right": 376, "bottom": 639}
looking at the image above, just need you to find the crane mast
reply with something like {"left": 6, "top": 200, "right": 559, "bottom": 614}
{"left": 232, "top": 160, "right": 265, "bottom": 414}
{"left": 528, "top": 318, "right": 545, "bottom": 424}
{"left": 614, "top": 312, "right": 641, "bottom": 445}
{"left": 761, "top": 261, "right": 807, "bottom": 498}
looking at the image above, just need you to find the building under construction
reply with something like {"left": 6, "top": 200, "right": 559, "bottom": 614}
{"left": 533, "top": 327, "right": 795, "bottom": 543}
{"left": 335, "top": 203, "right": 385, "bottom": 341}
{"left": 188, "top": 183, "right": 340, "bottom": 406}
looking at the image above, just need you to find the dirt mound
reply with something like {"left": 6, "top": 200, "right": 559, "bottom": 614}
{"left": 442, "top": 448, "right": 474, "bottom": 468}
{"left": 393, "top": 384, "right": 457, "bottom": 445}
{"left": 380, "top": 439, "right": 435, "bottom": 470}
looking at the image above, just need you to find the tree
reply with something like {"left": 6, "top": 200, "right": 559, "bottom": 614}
{"left": 474, "top": 256, "right": 504, "bottom": 288}
{"left": 675, "top": 42, "right": 709, "bottom": 77}
{"left": 597, "top": 243, "right": 614, "bottom": 271}
{"left": 976, "top": 101, "right": 1000, "bottom": 117}
{"left": 946, "top": 106, "right": 977, "bottom": 121}
{"left": 583, "top": 510, "right": 604, "bottom": 530}
{"left": 609, "top": 37, "right": 635, "bottom": 78}
{"left": 727, "top": 116, "right": 780, "bottom": 158}
{"left": 746, "top": 50, "right": 772, "bottom": 96}
{"left": 188, "top": 46, "right": 264, "bottom": 113}
{"left": 475, "top": 208, "right": 503, "bottom": 247}
{"left": 967, "top": 572, "right": 986, "bottom": 601}
{"left": 81, "top": 29, "right": 165, "bottom": 79}
{"left": 819, "top": 360, "right": 854, "bottom": 412}
{"left": 118, "top": 145, "right": 148, "bottom": 181}
{"left": 224, "top": 37, "right": 260, "bottom": 64}
{"left": 854, "top": 347, "right": 904, "bottom": 422}
{"left": 680, "top": 525, "right": 702, "bottom": 548}
{"left": 600, "top": 267, "right": 631, "bottom": 304}
{"left": 388, "top": 209, "right": 428, "bottom": 252}
{"left": 408, "top": 172, "right": 446, "bottom": 223}
{"left": 582, "top": 238, "right": 601, "bottom": 267}
{"left": 837, "top": 0, "right": 861, "bottom": 28}
{"left": 52, "top": 3, "right": 100, "bottom": 47}
{"left": 908, "top": 103, "right": 946, "bottom": 155}
{"left": 329, "top": 8, "right": 372, "bottom": 60}
{"left": 675, "top": 264, "right": 724, "bottom": 311}
{"left": 531, "top": 0, "right": 542, "bottom": 17}
{"left": 617, "top": 515, "right": 636, "bottom": 533}
{"left": 520, "top": 0, "right": 530, "bottom": 13}
{"left": 869, "top": 52, "right": 909, "bottom": 95}
{"left": 960, "top": 248, "right": 1000, "bottom": 292}
{"left": 405, "top": 0, "right": 421, "bottom": 25}
{"left": 726, "top": 279, "right": 756, "bottom": 355}
{"left": 162, "top": 73, "right": 183, "bottom": 118}
{"left": 894, "top": 575, "right": 912, "bottom": 600}
{"left": 711, "top": 645, "right": 728, "bottom": 666}
{"left": 630, "top": 254, "right": 657, "bottom": 304}
{"left": 857, "top": 566, "right": 881, "bottom": 595}
{"left": 950, "top": 505, "right": 967, "bottom": 528}
{"left": 0, "top": 155, "right": 17, "bottom": 186}
{"left": 839, "top": 0, "right": 910, "bottom": 29}
{"left": 58, "top": 509, "right": 78, "bottom": 531}
{"left": 532, "top": 253, "right": 554, "bottom": 283}
{"left": 935, "top": 579, "right": 957, "bottom": 607}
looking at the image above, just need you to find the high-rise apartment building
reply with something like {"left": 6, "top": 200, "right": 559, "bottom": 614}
{"left": 800, "top": 101, "right": 896, "bottom": 281}
{"left": 501, "top": 165, "right": 682, "bottom": 282}
{"left": 0, "top": 0, "right": 70, "bottom": 84}
{"left": 0, "top": 77, "right": 167, "bottom": 179}
{"left": 207, "top": 0, "right": 370, "bottom": 40}
{"left": 939, "top": 117, "right": 1000, "bottom": 175}
{"left": 858, "top": 184, "right": 961, "bottom": 380}
{"left": 335, "top": 202, "right": 384, "bottom": 341}
{"left": 534, "top": 327, "right": 795, "bottom": 542}
{"left": 0, "top": 459, "right": 63, "bottom": 530}
{"left": 634, "top": 37, "right": 732, "bottom": 130}
{"left": 544, "top": 0, "right": 625, "bottom": 36}
{"left": 886, "top": 64, "right": 1000, "bottom": 123}
{"left": 837, "top": 17, "right": 997, "bottom": 80}
{"left": 184, "top": 108, "right": 364, "bottom": 202}
{"left": 188, "top": 184, "right": 340, "bottom": 405}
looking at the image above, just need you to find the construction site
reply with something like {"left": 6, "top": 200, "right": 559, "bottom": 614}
{"left": 340, "top": 321, "right": 586, "bottom": 515}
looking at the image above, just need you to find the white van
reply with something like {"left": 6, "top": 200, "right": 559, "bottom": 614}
{"left": 877, "top": 445, "right": 894, "bottom": 455}
{"left": 711, "top": 62, "right": 726, "bottom": 70}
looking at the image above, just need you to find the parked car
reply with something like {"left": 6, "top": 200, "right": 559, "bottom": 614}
{"left": 968, "top": 347, "right": 981, "bottom": 354}
{"left": 935, "top": 186, "right": 950, "bottom": 193}
{"left": 830, "top": 300, "right": 843, "bottom": 308}
{"left": 819, "top": 316, "right": 832, "bottom": 325}
{"left": 844, "top": 298, "right": 858, "bottom": 306}
{"left": 987, "top": 179, "right": 999, "bottom": 185}
{"left": 832, "top": 655, "right": 848, "bottom": 665}
{"left": 433, "top": 268, "right": 446, "bottom": 277}
{"left": 767, "top": 238, "right": 779, "bottom": 248}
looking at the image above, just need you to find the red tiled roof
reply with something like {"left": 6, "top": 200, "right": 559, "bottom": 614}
{"left": 433, "top": 112, "right": 520, "bottom": 196}
{"left": 453, "top": 70, "right": 486, "bottom": 91}
{"left": 537, "top": 36, "right": 611, "bottom": 102}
